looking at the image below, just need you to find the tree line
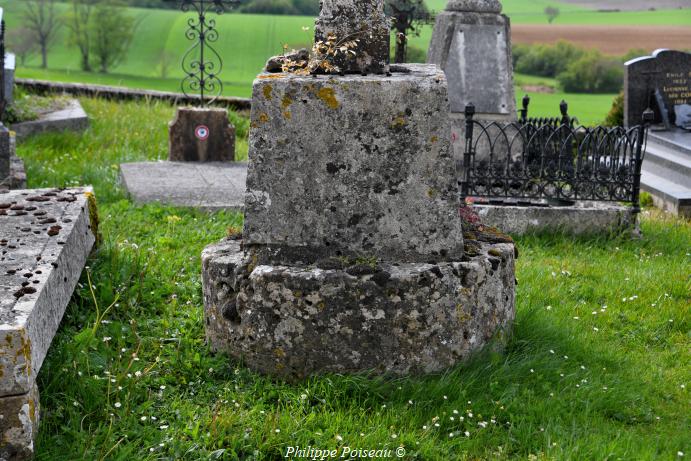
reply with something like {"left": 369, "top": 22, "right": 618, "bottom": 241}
{"left": 8, "top": 0, "right": 137, "bottom": 73}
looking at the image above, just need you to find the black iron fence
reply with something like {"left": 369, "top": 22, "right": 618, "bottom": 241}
{"left": 1, "top": 7, "right": 5, "bottom": 119}
{"left": 461, "top": 101, "right": 654, "bottom": 214}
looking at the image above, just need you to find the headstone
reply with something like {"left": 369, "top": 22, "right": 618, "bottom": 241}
{"left": 625, "top": 49, "right": 691, "bottom": 128}
{"left": 0, "top": 187, "right": 97, "bottom": 459}
{"left": 201, "top": 0, "right": 516, "bottom": 379}
{"left": 3, "top": 53, "right": 14, "bottom": 106}
{"left": 427, "top": 0, "right": 516, "bottom": 118}
{"left": 675, "top": 104, "right": 691, "bottom": 129}
{"left": 314, "top": 0, "right": 390, "bottom": 74}
{"left": 168, "top": 107, "right": 235, "bottom": 162}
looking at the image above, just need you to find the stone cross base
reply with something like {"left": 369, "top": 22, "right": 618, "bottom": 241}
{"left": 202, "top": 238, "right": 516, "bottom": 379}
{"left": 168, "top": 107, "right": 236, "bottom": 162}
{"left": 244, "top": 65, "right": 464, "bottom": 263}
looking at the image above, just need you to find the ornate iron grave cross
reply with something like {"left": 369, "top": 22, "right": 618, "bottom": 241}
{"left": 179, "top": 0, "right": 240, "bottom": 106}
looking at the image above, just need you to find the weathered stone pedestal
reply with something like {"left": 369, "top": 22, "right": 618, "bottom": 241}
{"left": 427, "top": 0, "right": 517, "bottom": 162}
{"left": 168, "top": 107, "right": 235, "bottom": 162}
{"left": 202, "top": 64, "right": 516, "bottom": 379}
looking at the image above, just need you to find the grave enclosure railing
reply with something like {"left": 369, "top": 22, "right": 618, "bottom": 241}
{"left": 460, "top": 100, "right": 654, "bottom": 215}
{"left": 0, "top": 7, "right": 5, "bottom": 119}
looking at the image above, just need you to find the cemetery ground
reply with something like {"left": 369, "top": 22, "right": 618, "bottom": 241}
{"left": 14, "top": 96, "right": 691, "bottom": 459}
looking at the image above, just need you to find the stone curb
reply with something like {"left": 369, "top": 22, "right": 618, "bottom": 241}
{"left": 11, "top": 99, "right": 89, "bottom": 141}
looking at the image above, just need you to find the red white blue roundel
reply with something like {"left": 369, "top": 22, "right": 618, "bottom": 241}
{"left": 195, "top": 125, "right": 210, "bottom": 140}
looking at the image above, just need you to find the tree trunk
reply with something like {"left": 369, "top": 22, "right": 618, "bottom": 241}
{"left": 41, "top": 42, "right": 48, "bottom": 69}
{"left": 81, "top": 52, "right": 91, "bottom": 72}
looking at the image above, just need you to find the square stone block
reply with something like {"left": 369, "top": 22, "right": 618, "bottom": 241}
{"left": 244, "top": 64, "right": 464, "bottom": 263}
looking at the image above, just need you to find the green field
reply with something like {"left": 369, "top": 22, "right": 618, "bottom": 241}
{"left": 1, "top": 0, "right": 688, "bottom": 119}
{"left": 16, "top": 96, "right": 691, "bottom": 460}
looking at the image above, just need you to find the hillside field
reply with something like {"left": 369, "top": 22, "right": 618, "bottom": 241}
{"left": 1, "top": 0, "right": 689, "bottom": 120}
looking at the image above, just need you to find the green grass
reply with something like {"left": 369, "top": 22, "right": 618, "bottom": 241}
{"left": 15, "top": 96, "right": 691, "bottom": 460}
{"left": 513, "top": 73, "right": 617, "bottom": 125}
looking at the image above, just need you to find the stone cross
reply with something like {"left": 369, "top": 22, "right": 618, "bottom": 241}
{"left": 314, "top": 0, "right": 390, "bottom": 74}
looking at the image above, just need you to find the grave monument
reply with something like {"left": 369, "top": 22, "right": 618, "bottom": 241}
{"left": 202, "top": 0, "right": 516, "bottom": 379}
{"left": 427, "top": 0, "right": 516, "bottom": 119}
{"left": 625, "top": 49, "right": 691, "bottom": 130}
{"left": 626, "top": 49, "right": 691, "bottom": 217}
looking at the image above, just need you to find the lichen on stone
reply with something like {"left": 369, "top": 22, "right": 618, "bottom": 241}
{"left": 316, "top": 87, "right": 340, "bottom": 109}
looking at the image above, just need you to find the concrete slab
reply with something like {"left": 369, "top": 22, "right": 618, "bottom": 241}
{"left": 0, "top": 187, "right": 97, "bottom": 459}
{"left": 11, "top": 99, "right": 89, "bottom": 141}
{"left": 119, "top": 161, "right": 247, "bottom": 211}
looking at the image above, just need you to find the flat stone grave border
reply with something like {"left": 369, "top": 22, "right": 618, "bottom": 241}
{"left": 11, "top": 99, "right": 89, "bottom": 141}
{"left": 119, "top": 161, "right": 247, "bottom": 211}
{"left": 0, "top": 187, "right": 97, "bottom": 460}
{"left": 474, "top": 201, "right": 635, "bottom": 236}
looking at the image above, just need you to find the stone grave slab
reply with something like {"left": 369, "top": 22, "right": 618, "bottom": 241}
{"left": 625, "top": 49, "right": 691, "bottom": 128}
{"left": 0, "top": 187, "right": 97, "bottom": 459}
{"left": 168, "top": 107, "right": 236, "bottom": 162}
{"left": 12, "top": 99, "right": 89, "bottom": 141}
{"left": 119, "top": 161, "right": 247, "bottom": 211}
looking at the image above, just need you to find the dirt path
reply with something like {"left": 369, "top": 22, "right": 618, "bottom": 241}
{"left": 512, "top": 24, "right": 691, "bottom": 55}
{"left": 560, "top": 0, "right": 691, "bottom": 10}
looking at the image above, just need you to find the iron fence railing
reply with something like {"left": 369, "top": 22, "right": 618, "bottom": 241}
{"left": 1, "top": 7, "right": 6, "bottom": 119}
{"left": 461, "top": 102, "right": 655, "bottom": 215}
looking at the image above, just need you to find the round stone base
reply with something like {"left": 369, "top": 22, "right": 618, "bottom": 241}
{"left": 202, "top": 240, "right": 515, "bottom": 380}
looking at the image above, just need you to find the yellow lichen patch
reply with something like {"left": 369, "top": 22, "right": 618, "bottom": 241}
{"left": 391, "top": 115, "right": 407, "bottom": 129}
{"left": 263, "top": 84, "right": 273, "bottom": 100}
{"left": 273, "top": 347, "right": 286, "bottom": 358}
{"left": 317, "top": 87, "right": 340, "bottom": 109}
{"left": 283, "top": 111, "right": 292, "bottom": 120}
{"left": 17, "top": 334, "right": 31, "bottom": 376}
{"left": 85, "top": 191, "right": 101, "bottom": 246}
{"left": 456, "top": 305, "right": 472, "bottom": 324}
{"left": 255, "top": 113, "right": 270, "bottom": 125}
{"left": 281, "top": 94, "right": 293, "bottom": 109}
{"left": 427, "top": 188, "right": 438, "bottom": 199}
{"left": 488, "top": 248, "right": 504, "bottom": 257}
{"left": 258, "top": 74, "right": 286, "bottom": 79}
{"left": 430, "top": 135, "right": 438, "bottom": 143}
{"left": 28, "top": 398, "right": 36, "bottom": 422}
{"left": 247, "top": 252, "right": 259, "bottom": 273}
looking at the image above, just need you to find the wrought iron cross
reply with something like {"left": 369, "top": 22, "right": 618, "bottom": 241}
{"left": 179, "top": 0, "right": 240, "bottom": 106}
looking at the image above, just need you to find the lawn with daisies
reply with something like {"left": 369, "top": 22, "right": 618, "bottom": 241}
{"left": 15, "top": 96, "right": 690, "bottom": 460}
